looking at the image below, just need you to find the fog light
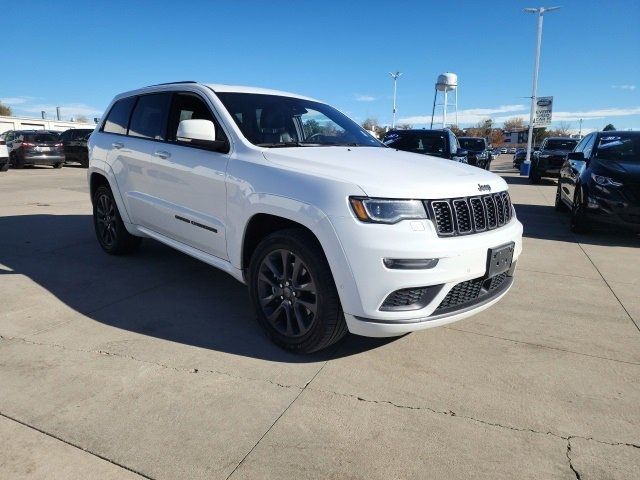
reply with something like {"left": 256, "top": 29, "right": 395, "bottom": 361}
{"left": 383, "top": 258, "right": 439, "bottom": 270}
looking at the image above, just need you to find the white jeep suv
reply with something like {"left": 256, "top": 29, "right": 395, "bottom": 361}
{"left": 88, "top": 81, "right": 522, "bottom": 353}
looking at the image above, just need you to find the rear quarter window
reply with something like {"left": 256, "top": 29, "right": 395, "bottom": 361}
{"left": 103, "top": 97, "right": 137, "bottom": 135}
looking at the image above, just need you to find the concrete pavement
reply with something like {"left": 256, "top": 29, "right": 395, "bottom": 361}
{"left": 1, "top": 158, "right": 638, "bottom": 479}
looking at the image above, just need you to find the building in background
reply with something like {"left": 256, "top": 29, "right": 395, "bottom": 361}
{"left": 0, "top": 115, "right": 97, "bottom": 134}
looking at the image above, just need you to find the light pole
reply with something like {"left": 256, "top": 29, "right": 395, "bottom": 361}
{"left": 578, "top": 118, "right": 583, "bottom": 137}
{"left": 389, "top": 71, "right": 402, "bottom": 129}
{"left": 523, "top": 6, "right": 560, "bottom": 171}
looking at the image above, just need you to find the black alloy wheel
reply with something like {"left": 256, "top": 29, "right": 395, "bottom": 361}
{"left": 92, "top": 184, "right": 141, "bottom": 255}
{"left": 249, "top": 229, "right": 347, "bottom": 353}
{"left": 257, "top": 248, "right": 318, "bottom": 338}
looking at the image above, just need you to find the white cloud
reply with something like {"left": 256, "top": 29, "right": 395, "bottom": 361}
{"left": 0, "top": 97, "right": 30, "bottom": 105}
{"left": 355, "top": 95, "right": 376, "bottom": 102}
{"left": 399, "top": 104, "right": 526, "bottom": 126}
{"left": 401, "top": 104, "right": 640, "bottom": 127}
{"left": 612, "top": 84, "right": 636, "bottom": 91}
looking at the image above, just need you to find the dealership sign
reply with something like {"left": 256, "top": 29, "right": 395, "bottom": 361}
{"left": 534, "top": 96, "right": 553, "bottom": 127}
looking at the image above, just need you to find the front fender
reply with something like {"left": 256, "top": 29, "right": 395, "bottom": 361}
{"left": 229, "top": 193, "right": 362, "bottom": 316}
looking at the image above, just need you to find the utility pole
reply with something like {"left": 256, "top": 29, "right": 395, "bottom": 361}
{"left": 523, "top": 6, "right": 560, "bottom": 169}
{"left": 578, "top": 118, "right": 583, "bottom": 137}
{"left": 389, "top": 71, "right": 402, "bottom": 129}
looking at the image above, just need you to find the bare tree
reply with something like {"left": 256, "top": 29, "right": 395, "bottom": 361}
{"left": 362, "top": 117, "right": 379, "bottom": 131}
{"left": 395, "top": 123, "right": 413, "bottom": 130}
{"left": 503, "top": 117, "right": 525, "bottom": 131}
{"left": 75, "top": 115, "right": 89, "bottom": 123}
{"left": 554, "top": 121, "right": 572, "bottom": 136}
{"left": 0, "top": 102, "right": 12, "bottom": 116}
{"left": 449, "top": 125, "right": 464, "bottom": 137}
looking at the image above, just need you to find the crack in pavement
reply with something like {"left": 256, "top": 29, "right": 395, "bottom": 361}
{"left": 307, "top": 387, "right": 640, "bottom": 450}
{"left": 0, "top": 412, "right": 154, "bottom": 480}
{"left": 3, "top": 333, "right": 639, "bottom": 451}
{"left": 566, "top": 437, "right": 582, "bottom": 480}
{"left": 0, "top": 334, "right": 303, "bottom": 390}
{"left": 444, "top": 326, "right": 640, "bottom": 366}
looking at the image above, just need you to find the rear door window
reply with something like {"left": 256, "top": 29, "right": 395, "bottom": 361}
{"left": 103, "top": 97, "right": 136, "bottom": 135}
{"left": 128, "top": 93, "right": 171, "bottom": 141}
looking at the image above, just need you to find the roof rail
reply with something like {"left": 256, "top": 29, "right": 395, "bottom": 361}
{"left": 146, "top": 81, "right": 199, "bottom": 87}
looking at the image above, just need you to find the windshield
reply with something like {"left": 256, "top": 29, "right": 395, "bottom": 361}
{"left": 595, "top": 134, "right": 640, "bottom": 162}
{"left": 459, "top": 138, "right": 485, "bottom": 150}
{"left": 384, "top": 131, "right": 447, "bottom": 156}
{"left": 215, "top": 92, "right": 382, "bottom": 148}
{"left": 544, "top": 139, "right": 578, "bottom": 150}
{"left": 23, "top": 133, "right": 59, "bottom": 143}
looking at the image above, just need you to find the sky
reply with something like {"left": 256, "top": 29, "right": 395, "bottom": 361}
{"left": 1, "top": 0, "right": 638, "bottom": 134}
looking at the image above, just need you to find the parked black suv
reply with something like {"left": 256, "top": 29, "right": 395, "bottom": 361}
{"left": 383, "top": 128, "right": 468, "bottom": 162}
{"left": 5, "top": 130, "right": 65, "bottom": 169}
{"left": 60, "top": 128, "right": 93, "bottom": 167}
{"left": 458, "top": 137, "right": 491, "bottom": 169}
{"left": 512, "top": 148, "right": 527, "bottom": 168}
{"left": 556, "top": 131, "right": 640, "bottom": 233}
{"left": 529, "top": 137, "right": 578, "bottom": 183}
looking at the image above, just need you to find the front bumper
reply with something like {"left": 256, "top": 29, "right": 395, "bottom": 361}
{"left": 585, "top": 191, "right": 640, "bottom": 232}
{"left": 328, "top": 214, "right": 523, "bottom": 336}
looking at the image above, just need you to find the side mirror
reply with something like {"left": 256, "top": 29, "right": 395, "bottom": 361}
{"left": 177, "top": 119, "right": 226, "bottom": 151}
{"left": 567, "top": 151, "right": 585, "bottom": 161}
{"left": 178, "top": 119, "right": 216, "bottom": 141}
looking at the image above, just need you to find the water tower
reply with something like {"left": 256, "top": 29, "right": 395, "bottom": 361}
{"left": 430, "top": 72, "right": 458, "bottom": 128}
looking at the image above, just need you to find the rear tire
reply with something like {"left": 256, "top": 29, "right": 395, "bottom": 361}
{"left": 92, "top": 185, "right": 141, "bottom": 255}
{"left": 53, "top": 162, "right": 63, "bottom": 169}
{"left": 0, "top": 162, "right": 8, "bottom": 172}
{"left": 10, "top": 153, "right": 23, "bottom": 169}
{"left": 248, "top": 229, "right": 347, "bottom": 353}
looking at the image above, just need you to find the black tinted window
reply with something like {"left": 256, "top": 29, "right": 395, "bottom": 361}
{"left": 24, "top": 133, "right": 58, "bottom": 143}
{"left": 103, "top": 97, "right": 136, "bottom": 135}
{"left": 128, "top": 94, "right": 171, "bottom": 140}
{"left": 385, "top": 132, "right": 447, "bottom": 155}
{"left": 167, "top": 92, "right": 228, "bottom": 147}
{"left": 595, "top": 134, "right": 640, "bottom": 162}
{"left": 544, "top": 139, "right": 578, "bottom": 150}
{"left": 459, "top": 138, "right": 486, "bottom": 150}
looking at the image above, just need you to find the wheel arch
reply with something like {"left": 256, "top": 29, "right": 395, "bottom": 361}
{"left": 88, "top": 164, "right": 132, "bottom": 225}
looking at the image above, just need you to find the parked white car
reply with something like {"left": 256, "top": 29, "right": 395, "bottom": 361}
{"left": 88, "top": 82, "right": 523, "bottom": 353}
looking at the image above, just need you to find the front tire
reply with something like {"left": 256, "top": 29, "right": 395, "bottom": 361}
{"left": 53, "top": 162, "right": 63, "bottom": 169}
{"left": 555, "top": 182, "right": 568, "bottom": 212}
{"left": 248, "top": 229, "right": 347, "bottom": 353}
{"left": 92, "top": 185, "right": 141, "bottom": 255}
{"left": 0, "top": 162, "right": 8, "bottom": 172}
{"left": 570, "top": 186, "right": 589, "bottom": 233}
{"left": 529, "top": 166, "right": 541, "bottom": 184}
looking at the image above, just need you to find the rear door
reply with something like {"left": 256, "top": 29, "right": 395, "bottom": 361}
{"left": 109, "top": 93, "right": 172, "bottom": 228}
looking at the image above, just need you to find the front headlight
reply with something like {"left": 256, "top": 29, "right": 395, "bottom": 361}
{"left": 349, "top": 197, "right": 428, "bottom": 224}
{"left": 591, "top": 173, "right": 623, "bottom": 187}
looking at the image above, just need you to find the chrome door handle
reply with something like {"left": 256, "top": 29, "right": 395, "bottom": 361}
{"left": 153, "top": 150, "right": 171, "bottom": 159}
{"left": 112, "top": 142, "right": 124, "bottom": 149}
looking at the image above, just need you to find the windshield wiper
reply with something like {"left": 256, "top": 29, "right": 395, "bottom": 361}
{"left": 256, "top": 141, "right": 305, "bottom": 148}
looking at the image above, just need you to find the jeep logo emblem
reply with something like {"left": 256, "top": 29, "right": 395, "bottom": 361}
{"left": 478, "top": 184, "right": 491, "bottom": 192}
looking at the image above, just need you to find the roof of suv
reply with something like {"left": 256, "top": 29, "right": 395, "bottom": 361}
{"left": 127, "top": 81, "right": 317, "bottom": 102}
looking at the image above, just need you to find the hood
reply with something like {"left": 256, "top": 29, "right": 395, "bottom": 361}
{"left": 593, "top": 160, "right": 640, "bottom": 182}
{"left": 262, "top": 146, "right": 507, "bottom": 199}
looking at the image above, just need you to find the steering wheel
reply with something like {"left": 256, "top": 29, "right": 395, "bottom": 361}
{"left": 305, "top": 133, "right": 324, "bottom": 143}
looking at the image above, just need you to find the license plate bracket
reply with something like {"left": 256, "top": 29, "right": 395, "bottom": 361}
{"left": 486, "top": 242, "right": 515, "bottom": 277}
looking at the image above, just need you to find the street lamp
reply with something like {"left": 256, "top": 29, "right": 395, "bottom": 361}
{"left": 523, "top": 6, "right": 560, "bottom": 171}
{"left": 389, "top": 71, "right": 402, "bottom": 129}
